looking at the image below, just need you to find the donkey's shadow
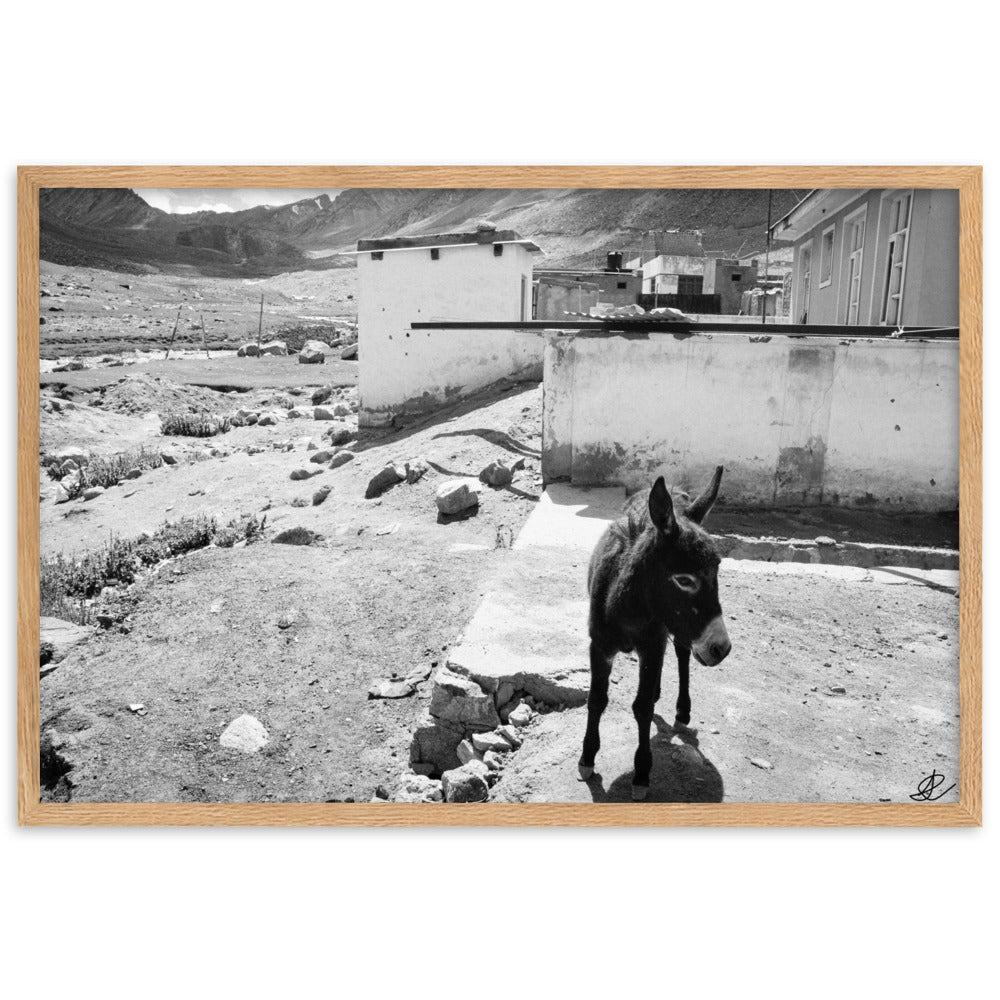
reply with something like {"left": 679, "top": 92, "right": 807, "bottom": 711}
{"left": 584, "top": 714, "right": 724, "bottom": 803}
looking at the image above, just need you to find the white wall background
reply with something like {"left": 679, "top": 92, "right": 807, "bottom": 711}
{"left": 2, "top": 4, "right": 996, "bottom": 1000}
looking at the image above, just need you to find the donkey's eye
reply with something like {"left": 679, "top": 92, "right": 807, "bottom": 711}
{"left": 671, "top": 574, "right": 700, "bottom": 593}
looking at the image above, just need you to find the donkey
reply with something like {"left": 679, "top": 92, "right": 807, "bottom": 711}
{"left": 579, "top": 467, "right": 731, "bottom": 800}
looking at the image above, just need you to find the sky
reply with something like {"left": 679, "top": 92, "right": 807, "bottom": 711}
{"left": 133, "top": 188, "right": 343, "bottom": 214}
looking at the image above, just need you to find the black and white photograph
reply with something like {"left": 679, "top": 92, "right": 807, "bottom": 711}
{"left": 34, "top": 182, "right": 963, "bottom": 808}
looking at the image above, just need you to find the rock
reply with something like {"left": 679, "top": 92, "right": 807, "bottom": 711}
{"left": 472, "top": 731, "right": 514, "bottom": 754}
{"left": 935, "top": 631, "right": 948, "bottom": 640}
{"left": 257, "top": 412, "right": 279, "bottom": 426}
{"left": 39, "top": 617, "right": 95, "bottom": 668}
{"left": 299, "top": 347, "right": 325, "bottom": 364}
{"left": 815, "top": 536, "right": 837, "bottom": 546}
{"left": 405, "top": 456, "right": 430, "bottom": 484}
{"left": 259, "top": 340, "right": 288, "bottom": 356}
{"left": 53, "top": 485, "right": 71, "bottom": 504}
{"left": 479, "top": 460, "right": 514, "bottom": 488}
{"left": 495, "top": 681, "right": 515, "bottom": 708}
{"left": 329, "top": 451, "right": 355, "bottom": 469}
{"left": 456, "top": 739, "right": 479, "bottom": 765}
{"left": 82, "top": 486, "right": 104, "bottom": 501}
{"left": 290, "top": 468, "right": 315, "bottom": 481}
{"left": 483, "top": 751, "right": 503, "bottom": 772}
{"left": 411, "top": 762, "right": 436, "bottom": 777}
{"left": 309, "top": 449, "right": 336, "bottom": 464}
{"left": 273, "top": 527, "right": 320, "bottom": 545}
{"left": 435, "top": 478, "right": 481, "bottom": 515}
{"left": 508, "top": 703, "right": 533, "bottom": 727}
{"left": 340, "top": 343, "right": 358, "bottom": 360}
{"left": 410, "top": 716, "right": 465, "bottom": 773}
{"left": 311, "top": 385, "right": 333, "bottom": 405}
{"left": 368, "top": 679, "right": 414, "bottom": 699}
{"left": 749, "top": 758, "right": 773, "bottom": 770}
{"left": 430, "top": 666, "right": 501, "bottom": 729}
{"left": 313, "top": 406, "right": 336, "bottom": 421}
{"left": 305, "top": 437, "right": 321, "bottom": 451}
{"left": 326, "top": 424, "right": 355, "bottom": 447}
{"left": 312, "top": 485, "right": 332, "bottom": 506}
{"left": 497, "top": 724, "right": 522, "bottom": 748}
{"left": 333, "top": 403, "right": 351, "bottom": 417}
{"left": 392, "top": 773, "right": 443, "bottom": 804}
{"left": 219, "top": 714, "right": 269, "bottom": 754}
{"left": 828, "top": 685, "right": 847, "bottom": 695}
{"left": 160, "top": 450, "right": 179, "bottom": 465}
{"left": 441, "top": 763, "right": 489, "bottom": 803}
{"left": 237, "top": 343, "right": 260, "bottom": 357}
{"left": 124, "top": 468, "right": 142, "bottom": 480}
{"left": 53, "top": 446, "right": 89, "bottom": 467}
{"left": 365, "top": 463, "right": 406, "bottom": 499}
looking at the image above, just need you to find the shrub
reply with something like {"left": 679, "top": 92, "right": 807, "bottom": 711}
{"left": 161, "top": 413, "right": 232, "bottom": 437}
{"left": 215, "top": 513, "right": 267, "bottom": 548}
{"left": 272, "top": 526, "right": 320, "bottom": 546}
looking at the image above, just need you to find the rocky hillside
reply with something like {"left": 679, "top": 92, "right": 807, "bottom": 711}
{"left": 40, "top": 186, "right": 804, "bottom": 276}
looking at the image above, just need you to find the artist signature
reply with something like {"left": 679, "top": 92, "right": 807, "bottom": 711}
{"left": 909, "top": 770, "right": 956, "bottom": 802}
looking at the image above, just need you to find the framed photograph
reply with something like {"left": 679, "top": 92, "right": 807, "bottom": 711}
{"left": 17, "top": 165, "right": 982, "bottom": 827}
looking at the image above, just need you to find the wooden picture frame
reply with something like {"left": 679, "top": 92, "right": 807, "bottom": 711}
{"left": 17, "top": 165, "right": 982, "bottom": 827}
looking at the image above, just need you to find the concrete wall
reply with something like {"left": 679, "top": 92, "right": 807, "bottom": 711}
{"left": 786, "top": 189, "right": 958, "bottom": 326}
{"left": 703, "top": 259, "right": 758, "bottom": 313}
{"left": 357, "top": 242, "right": 541, "bottom": 425}
{"left": 535, "top": 277, "right": 599, "bottom": 320}
{"left": 542, "top": 332, "right": 958, "bottom": 511}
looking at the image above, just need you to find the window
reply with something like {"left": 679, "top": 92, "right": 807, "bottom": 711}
{"left": 616, "top": 281, "right": 627, "bottom": 290}
{"left": 677, "top": 275, "right": 703, "bottom": 295}
{"left": 843, "top": 210, "right": 866, "bottom": 324}
{"left": 819, "top": 225, "right": 835, "bottom": 287}
{"left": 880, "top": 191, "right": 912, "bottom": 326}
{"left": 797, "top": 241, "right": 813, "bottom": 323}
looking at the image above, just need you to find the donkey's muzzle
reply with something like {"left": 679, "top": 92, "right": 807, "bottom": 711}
{"left": 692, "top": 616, "right": 731, "bottom": 666}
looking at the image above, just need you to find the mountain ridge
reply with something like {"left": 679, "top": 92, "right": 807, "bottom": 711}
{"left": 39, "top": 187, "right": 802, "bottom": 276}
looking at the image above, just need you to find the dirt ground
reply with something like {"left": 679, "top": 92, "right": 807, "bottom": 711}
{"left": 40, "top": 367, "right": 546, "bottom": 802}
{"left": 488, "top": 560, "right": 960, "bottom": 804}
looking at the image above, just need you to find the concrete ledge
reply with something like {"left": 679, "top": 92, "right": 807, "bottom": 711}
{"left": 713, "top": 533, "right": 958, "bottom": 571}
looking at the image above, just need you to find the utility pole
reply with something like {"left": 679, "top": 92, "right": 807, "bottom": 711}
{"left": 164, "top": 305, "right": 181, "bottom": 360}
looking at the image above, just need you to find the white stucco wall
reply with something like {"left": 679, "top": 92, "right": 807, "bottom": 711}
{"left": 542, "top": 332, "right": 958, "bottom": 511}
{"left": 357, "top": 242, "right": 542, "bottom": 424}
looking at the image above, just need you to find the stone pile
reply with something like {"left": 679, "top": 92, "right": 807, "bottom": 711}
{"left": 407, "top": 663, "right": 537, "bottom": 800}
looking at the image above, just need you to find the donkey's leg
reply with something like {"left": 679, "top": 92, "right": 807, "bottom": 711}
{"left": 579, "top": 642, "right": 614, "bottom": 779}
{"left": 674, "top": 640, "right": 691, "bottom": 727}
{"left": 632, "top": 631, "right": 667, "bottom": 800}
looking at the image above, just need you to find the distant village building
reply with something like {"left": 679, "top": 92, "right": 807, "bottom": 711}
{"left": 701, "top": 258, "right": 758, "bottom": 314}
{"left": 625, "top": 230, "right": 707, "bottom": 296}
{"left": 769, "top": 189, "right": 959, "bottom": 326}
{"left": 534, "top": 254, "right": 641, "bottom": 319}
{"left": 355, "top": 228, "right": 542, "bottom": 426}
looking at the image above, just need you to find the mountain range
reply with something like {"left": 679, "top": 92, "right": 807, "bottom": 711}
{"left": 39, "top": 187, "right": 803, "bottom": 277}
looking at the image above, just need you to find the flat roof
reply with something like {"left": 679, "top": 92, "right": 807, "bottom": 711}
{"left": 357, "top": 230, "right": 541, "bottom": 253}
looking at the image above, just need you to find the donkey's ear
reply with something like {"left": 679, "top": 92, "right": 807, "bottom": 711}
{"left": 685, "top": 465, "right": 724, "bottom": 524}
{"left": 648, "top": 477, "right": 676, "bottom": 536}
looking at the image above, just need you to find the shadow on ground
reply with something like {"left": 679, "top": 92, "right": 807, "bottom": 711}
{"left": 583, "top": 715, "right": 724, "bottom": 803}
